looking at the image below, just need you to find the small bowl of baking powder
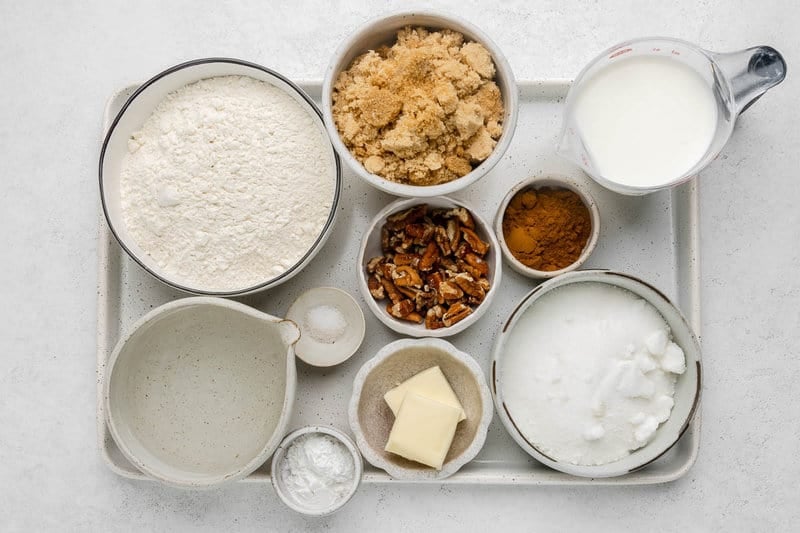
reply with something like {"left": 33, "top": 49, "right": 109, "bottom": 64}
{"left": 271, "top": 426, "right": 363, "bottom": 516}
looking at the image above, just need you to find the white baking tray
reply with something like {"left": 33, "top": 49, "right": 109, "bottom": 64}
{"left": 97, "top": 80, "right": 702, "bottom": 485}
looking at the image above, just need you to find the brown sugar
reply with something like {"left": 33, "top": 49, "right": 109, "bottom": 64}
{"left": 502, "top": 187, "right": 592, "bottom": 271}
{"left": 331, "top": 27, "right": 505, "bottom": 186}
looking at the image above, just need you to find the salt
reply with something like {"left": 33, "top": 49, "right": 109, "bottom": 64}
{"left": 303, "top": 305, "right": 347, "bottom": 344}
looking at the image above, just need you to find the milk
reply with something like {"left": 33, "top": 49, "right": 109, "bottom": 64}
{"left": 572, "top": 55, "right": 718, "bottom": 188}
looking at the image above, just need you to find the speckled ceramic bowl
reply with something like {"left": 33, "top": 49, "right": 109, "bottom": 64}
{"left": 348, "top": 338, "right": 493, "bottom": 480}
{"left": 357, "top": 196, "right": 501, "bottom": 337}
{"left": 494, "top": 175, "right": 600, "bottom": 280}
{"left": 491, "top": 270, "right": 702, "bottom": 478}
{"left": 321, "top": 10, "right": 519, "bottom": 198}
{"left": 104, "top": 297, "right": 299, "bottom": 489}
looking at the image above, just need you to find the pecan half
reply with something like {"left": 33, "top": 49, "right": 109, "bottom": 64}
{"left": 461, "top": 227, "right": 489, "bottom": 256}
{"left": 368, "top": 275, "right": 385, "bottom": 299}
{"left": 392, "top": 265, "right": 423, "bottom": 288}
{"left": 386, "top": 204, "right": 426, "bottom": 230}
{"left": 442, "top": 302, "right": 472, "bottom": 326}
{"left": 387, "top": 300, "right": 424, "bottom": 323}
{"left": 418, "top": 241, "right": 440, "bottom": 272}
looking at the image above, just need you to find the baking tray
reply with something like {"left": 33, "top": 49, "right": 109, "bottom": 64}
{"left": 96, "top": 80, "right": 702, "bottom": 485}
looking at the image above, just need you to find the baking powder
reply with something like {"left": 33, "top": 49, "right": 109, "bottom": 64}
{"left": 280, "top": 433, "right": 355, "bottom": 509}
{"left": 120, "top": 75, "right": 336, "bottom": 291}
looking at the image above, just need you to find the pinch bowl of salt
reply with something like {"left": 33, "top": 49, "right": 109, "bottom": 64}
{"left": 270, "top": 426, "right": 363, "bottom": 516}
{"left": 285, "top": 287, "right": 366, "bottom": 367}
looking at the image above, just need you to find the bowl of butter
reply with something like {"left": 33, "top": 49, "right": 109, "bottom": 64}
{"left": 347, "top": 338, "right": 493, "bottom": 480}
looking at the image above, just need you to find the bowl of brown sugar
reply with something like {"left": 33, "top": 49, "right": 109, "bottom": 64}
{"left": 494, "top": 176, "right": 600, "bottom": 279}
{"left": 321, "top": 10, "right": 518, "bottom": 197}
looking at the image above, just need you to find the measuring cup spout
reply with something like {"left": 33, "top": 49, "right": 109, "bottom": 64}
{"left": 712, "top": 46, "right": 786, "bottom": 115}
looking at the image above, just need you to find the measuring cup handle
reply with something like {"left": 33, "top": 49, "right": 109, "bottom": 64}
{"left": 712, "top": 46, "right": 787, "bottom": 115}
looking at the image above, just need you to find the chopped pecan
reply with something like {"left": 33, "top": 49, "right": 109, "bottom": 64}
{"left": 380, "top": 277, "right": 403, "bottom": 304}
{"left": 394, "top": 253, "right": 420, "bottom": 267}
{"left": 461, "top": 227, "right": 489, "bottom": 256}
{"left": 425, "top": 305, "right": 445, "bottom": 329}
{"left": 446, "top": 219, "right": 461, "bottom": 250}
{"left": 439, "top": 280, "right": 464, "bottom": 300}
{"left": 434, "top": 207, "right": 475, "bottom": 229}
{"left": 387, "top": 300, "right": 424, "bottom": 323}
{"left": 443, "top": 302, "right": 472, "bottom": 326}
{"left": 458, "top": 260, "right": 484, "bottom": 281}
{"left": 478, "top": 277, "right": 491, "bottom": 292}
{"left": 368, "top": 275, "right": 385, "bottom": 299}
{"left": 419, "top": 241, "right": 440, "bottom": 271}
{"left": 453, "top": 241, "right": 470, "bottom": 259}
{"left": 386, "top": 204, "right": 427, "bottom": 230}
{"left": 434, "top": 226, "right": 452, "bottom": 256}
{"left": 405, "top": 223, "right": 435, "bottom": 245}
{"left": 380, "top": 262, "right": 396, "bottom": 279}
{"left": 392, "top": 265, "right": 423, "bottom": 288}
{"left": 464, "top": 252, "right": 489, "bottom": 276}
{"left": 453, "top": 272, "right": 485, "bottom": 299}
{"left": 366, "top": 256, "right": 386, "bottom": 275}
{"left": 415, "top": 290, "right": 436, "bottom": 311}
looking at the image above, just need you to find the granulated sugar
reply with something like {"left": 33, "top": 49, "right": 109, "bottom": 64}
{"left": 120, "top": 75, "right": 336, "bottom": 291}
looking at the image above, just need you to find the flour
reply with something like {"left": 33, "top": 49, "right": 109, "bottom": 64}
{"left": 120, "top": 75, "right": 336, "bottom": 291}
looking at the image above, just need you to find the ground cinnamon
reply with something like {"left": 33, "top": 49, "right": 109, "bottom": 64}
{"left": 502, "top": 187, "right": 591, "bottom": 271}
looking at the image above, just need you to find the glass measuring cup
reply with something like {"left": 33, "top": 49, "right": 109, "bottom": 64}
{"left": 557, "top": 37, "right": 786, "bottom": 195}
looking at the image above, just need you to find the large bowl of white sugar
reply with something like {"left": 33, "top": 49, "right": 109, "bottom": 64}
{"left": 492, "top": 270, "right": 701, "bottom": 478}
{"left": 100, "top": 58, "right": 341, "bottom": 296}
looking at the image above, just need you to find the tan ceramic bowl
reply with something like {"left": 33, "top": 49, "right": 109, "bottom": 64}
{"left": 494, "top": 175, "right": 600, "bottom": 279}
{"left": 321, "top": 10, "right": 519, "bottom": 198}
{"left": 348, "top": 338, "right": 493, "bottom": 480}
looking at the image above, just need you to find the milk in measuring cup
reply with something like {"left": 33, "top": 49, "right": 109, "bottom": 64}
{"left": 572, "top": 55, "right": 718, "bottom": 188}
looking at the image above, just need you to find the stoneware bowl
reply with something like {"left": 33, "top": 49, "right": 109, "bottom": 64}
{"left": 104, "top": 297, "right": 300, "bottom": 489}
{"left": 348, "top": 338, "right": 493, "bottom": 480}
{"left": 494, "top": 175, "right": 600, "bottom": 279}
{"left": 357, "top": 196, "right": 502, "bottom": 337}
{"left": 285, "top": 287, "right": 366, "bottom": 367}
{"left": 270, "top": 425, "right": 363, "bottom": 516}
{"left": 99, "top": 57, "right": 341, "bottom": 296}
{"left": 321, "top": 9, "right": 519, "bottom": 197}
{"left": 491, "top": 270, "right": 702, "bottom": 478}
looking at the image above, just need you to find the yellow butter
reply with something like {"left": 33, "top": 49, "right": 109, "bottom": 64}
{"left": 384, "top": 392, "right": 461, "bottom": 470}
{"left": 383, "top": 366, "right": 466, "bottom": 421}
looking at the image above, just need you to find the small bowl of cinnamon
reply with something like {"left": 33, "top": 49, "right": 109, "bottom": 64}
{"left": 494, "top": 175, "right": 600, "bottom": 279}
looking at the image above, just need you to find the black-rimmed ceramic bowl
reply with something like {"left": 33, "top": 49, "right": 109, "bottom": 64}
{"left": 491, "top": 269, "right": 702, "bottom": 478}
{"left": 99, "top": 58, "right": 342, "bottom": 296}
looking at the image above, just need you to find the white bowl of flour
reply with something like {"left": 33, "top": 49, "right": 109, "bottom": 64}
{"left": 492, "top": 270, "right": 702, "bottom": 478}
{"left": 100, "top": 58, "right": 341, "bottom": 295}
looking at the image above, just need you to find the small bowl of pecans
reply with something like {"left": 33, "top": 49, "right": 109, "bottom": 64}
{"left": 357, "top": 196, "right": 501, "bottom": 337}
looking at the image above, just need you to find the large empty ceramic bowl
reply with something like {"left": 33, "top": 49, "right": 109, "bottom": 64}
{"left": 104, "top": 297, "right": 299, "bottom": 489}
{"left": 348, "top": 338, "right": 493, "bottom": 480}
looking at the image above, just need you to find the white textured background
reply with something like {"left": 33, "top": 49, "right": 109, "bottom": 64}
{"left": 1, "top": 1, "right": 798, "bottom": 531}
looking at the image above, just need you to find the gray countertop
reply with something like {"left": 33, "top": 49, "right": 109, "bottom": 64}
{"left": 1, "top": 1, "right": 798, "bottom": 531}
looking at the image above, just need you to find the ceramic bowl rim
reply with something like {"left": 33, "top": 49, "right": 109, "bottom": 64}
{"left": 99, "top": 57, "right": 342, "bottom": 296}
{"left": 103, "top": 296, "right": 298, "bottom": 489}
{"left": 356, "top": 196, "right": 502, "bottom": 337}
{"left": 320, "top": 9, "right": 519, "bottom": 198}
{"left": 347, "top": 337, "right": 494, "bottom": 480}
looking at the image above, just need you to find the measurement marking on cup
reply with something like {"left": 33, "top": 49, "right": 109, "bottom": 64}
{"left": 609, "top": 47, "right": 632, "bottom": 59}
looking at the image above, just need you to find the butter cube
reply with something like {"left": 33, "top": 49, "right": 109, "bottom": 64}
{"left": 384, "top": 392, "right": 461, "bottom": 470}
{"left": 384, "top": 366, "right": 466, "bottom": 421}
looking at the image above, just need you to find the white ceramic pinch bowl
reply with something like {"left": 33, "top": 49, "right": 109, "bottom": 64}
{"left": 270, "top": 425, "right": 363, "bottom": 516}
{"left": 99, "top": 57, "right": 341, "bottom": 296}
{"left": 104, "top": 297, "right": 300, "bottom": 489}
{"left": 491, "top": 270, "right": 702, "bottom": 478}
{"left": 285, "top": 287, "right": 366, "bottom": 367}
{"left": 321, "top": 9, "right": 519, "bottom": 197}
{"left": 348, "top": 338, "right": 493, "bottom": 480}
{"left": 494, "top": 175, "right": 600, "bottom": 279}
{"left": 357, "top": 196, "right": 502, "bottom": 337}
